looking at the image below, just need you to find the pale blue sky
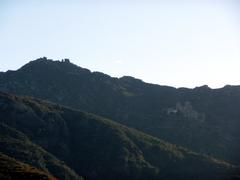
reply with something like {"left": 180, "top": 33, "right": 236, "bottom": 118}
{"left": 0, "top": 0, "right": 239, "bottom": 88}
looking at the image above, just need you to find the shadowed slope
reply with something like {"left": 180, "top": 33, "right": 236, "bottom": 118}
{"left": 0, "top": 91, "right": 238, "bottom": 180}
{"left": 0, "top": 58, "right": 239, "bottom": 165}
{"left": 0, "top": 152, "right": 57, "bottom": 180}
{"left": 0, "top": 122, "right": 84, "bottom": 180}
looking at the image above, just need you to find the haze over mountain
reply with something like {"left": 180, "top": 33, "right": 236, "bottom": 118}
{"left": 1, "top": 0, "right": 240, "bottom": 179}
{"left": 0, "top": 58, "right": 240, "bottom": 179}
{"left": 1, "top": 1, "right": 240, "bottom": 89}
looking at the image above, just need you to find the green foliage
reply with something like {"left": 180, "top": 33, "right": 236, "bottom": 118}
{"left": 0, "top": 122, "right": 83, "bottom": 180}
{"left": 0, "top": 92, "right": 238, "bottom": 180}
{"left": 1, "top": 58, "right": 239, "bottom": 166}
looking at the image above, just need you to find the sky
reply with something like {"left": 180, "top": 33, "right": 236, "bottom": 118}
{"left": 0, "top": 0, "right": 239, "bottom": 88}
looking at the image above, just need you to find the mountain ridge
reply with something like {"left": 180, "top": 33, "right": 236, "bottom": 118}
{"left": 0, "top": 57, "right": 240, "bottom": 167}
{"left": 1, "top": 57, "right": 239, "bottom": 90}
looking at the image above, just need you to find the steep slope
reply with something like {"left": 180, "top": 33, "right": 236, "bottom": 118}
{"left": 0, "top": 58, "right": 239, "bottom": 165}
{"left": 0, "top": 152, "right": 56, "bottom": 180}
{"left": 0, "top": 123, "right": 83, "bottom": 180}
{"left": 0, "top": 91, "right": 238, "bottom": 180}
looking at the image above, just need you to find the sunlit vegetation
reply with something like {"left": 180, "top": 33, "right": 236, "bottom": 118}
{"left": 0, "top": 91, "right": 239, "bottom": 180}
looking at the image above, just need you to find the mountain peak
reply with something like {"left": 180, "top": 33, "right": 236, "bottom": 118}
{"left": 61, "top": 58, "right": 71, "bottom": 63}
{"left": 18, "top": 57, "right": 91, "bottom": 75}
{"left": 194, "top": 85, "right": 211, "bottom": 91}
{"left": 22, "top": 57, "right": 71, "bottom": 67}
{"left": 119, "top": 76, "right": 143, "bottom": 83}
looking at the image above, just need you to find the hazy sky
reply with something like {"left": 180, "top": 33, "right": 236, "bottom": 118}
{"left": 0, "top": 0, "right": 239, "bottom": 88}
